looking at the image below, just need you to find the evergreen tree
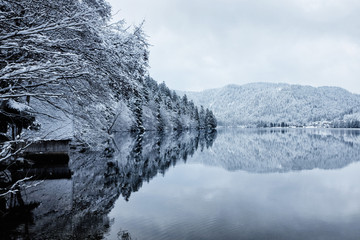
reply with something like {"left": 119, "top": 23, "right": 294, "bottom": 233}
{"left": 154, "top": 94, "right": 165, "bottom": 131}
{"left": 194, "top": 106, "right": 200, "bottom": 129}
{"left": 130, "top": 89, "right": 144, "bottom": 133}
{"left": 199, "top": 106, "right": 206, "bottom": 129}
{"left": 0, "top": 0, "right": 219, "bottom": 147}
{"left": 205, "top": 109, "right": 217, "bottom": 130}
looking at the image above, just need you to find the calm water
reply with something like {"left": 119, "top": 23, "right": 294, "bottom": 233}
{"left": 3, "top": 128, "right": 360, "bottom": 240}
{"left": 105, "top": 128, "right": 360, "bottom": 240}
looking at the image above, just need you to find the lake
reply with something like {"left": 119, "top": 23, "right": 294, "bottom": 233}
{"left": 2, "top": 128, "right": 360, "bottom": 239}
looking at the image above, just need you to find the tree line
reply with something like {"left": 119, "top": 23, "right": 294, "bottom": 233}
{"left": 0, "top": 0, "right": 217, "bottom": 202}
{"left": 0, "top": 0, "right": 217, "bottom": 148}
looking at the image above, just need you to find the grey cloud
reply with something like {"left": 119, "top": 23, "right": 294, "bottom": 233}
{"left": 108, "top": 0, "right": 360, "bottom": 93}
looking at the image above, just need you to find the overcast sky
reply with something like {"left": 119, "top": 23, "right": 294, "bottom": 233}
{"left": 107, "top": 0, "right": 360, "bottom": 94}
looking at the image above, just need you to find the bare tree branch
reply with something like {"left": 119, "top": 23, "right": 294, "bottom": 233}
{"left": 0, "top": 141, "right": 33, "bottom": 163}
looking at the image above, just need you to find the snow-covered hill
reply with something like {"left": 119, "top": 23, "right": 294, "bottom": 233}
{"left": 180, "top": 83, "right": 360, "bottom": 127}
{"left": 0, "top": 0, "right": 217, "bottom": 151}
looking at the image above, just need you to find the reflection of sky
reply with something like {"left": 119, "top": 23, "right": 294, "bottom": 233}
{"left": 106, "top": 161, "right": 360, "bottom": 240}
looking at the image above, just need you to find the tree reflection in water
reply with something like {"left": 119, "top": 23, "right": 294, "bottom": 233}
{"left": 0, "top": 130, "right": 217, "bottom": 240}
{"left": 107, "top": 130, "right": 217, "bottom": 201}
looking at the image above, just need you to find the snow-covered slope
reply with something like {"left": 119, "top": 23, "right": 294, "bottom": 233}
{"left": 180, "top": 83, "right": 360, "bottom": 126}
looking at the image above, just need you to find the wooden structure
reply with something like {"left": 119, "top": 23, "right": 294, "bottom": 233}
{"left": 17, "top": 139, "right": 71, "bottom": 164}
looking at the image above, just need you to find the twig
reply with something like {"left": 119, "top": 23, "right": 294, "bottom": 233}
{"left": 0, "top": 176, "right": 33, "bottom": 197}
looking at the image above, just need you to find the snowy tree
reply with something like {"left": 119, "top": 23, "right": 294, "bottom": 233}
{"left": 0, "top": 0, "right": 220, "bottom": 215}
{"left": 0, "top": 0, "right": 96, "bottom": 98}
{"left": 205, "top": 109, "right": 217, "bottom": 130}
{"left": 130, "top": 89, "right": 145, "bottom": 133}
{"left": 194, "top": 106, "right": 200, "bottom": 129}
{"left": 1, "top": 0, "right": 152, "bottom": 144}
{"left": 199, "top": 106, "right": 206, "bottom": 129}
{"left": 1, "top": 0, "right": 217, "bottom": 150}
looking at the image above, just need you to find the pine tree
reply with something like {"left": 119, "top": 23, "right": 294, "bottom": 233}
{"left": 130, "top": 89, "right": 144, "bottom": 133}
{"left": 199, "top": 106, "right": 206, "bottom": 129}
{"left": 194, "top": 106, "right": 200, "bottom": 129}
{"left": 205, "top": 109, "right": 217, "bottom": 130}
{"left": 154, "top": 94, "right": 165, "bottom": 131}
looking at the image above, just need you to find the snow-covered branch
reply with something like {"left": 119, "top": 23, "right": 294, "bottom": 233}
{"left": 0, "top": 93, "right": 64, "bottom": 99}
{"left": 0, "top": 141, "right": 33, "bottom": 163}
{"left": 0, "top": 176, "right": 38, "bottom": 197}
{"left": 0, "top": 8, "right": 99, "bottom": 41}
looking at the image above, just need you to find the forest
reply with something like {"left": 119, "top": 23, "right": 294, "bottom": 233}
{"left": 183, "top": 83, "right": 360, "bottom": 128}
{"left": 0, "top": 0, "right": 216, "bottom": 199}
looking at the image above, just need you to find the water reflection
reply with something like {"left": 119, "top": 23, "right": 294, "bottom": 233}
{"left": 110, "top": 130, "right": 217, "bottom": 201}
{"left": 0, "top": 130, "right": 216, "bottom": 239}
{"left": 191, "top": 128, "right": 360, "bottom": 172}
{"left": 106, "top": 129, "right": 360, "bottom": 240}
{"left": 108, "top": 162, "right": 360, "bottom": 240}
{"left": 3, "top": 128, "right": 360, "bottom": 239}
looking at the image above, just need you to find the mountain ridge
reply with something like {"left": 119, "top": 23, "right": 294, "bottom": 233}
{"left": 178, "top": 82, "right": 360, "bottom": 127}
